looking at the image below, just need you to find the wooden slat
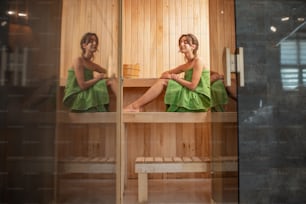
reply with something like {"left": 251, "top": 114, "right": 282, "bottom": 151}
{"left": 58, "top": 156, "right": 116, "bottom": 174}
{"left": 135, "top": 156, "right": 209, "bottom": 173}
{"left": 57, "top": 112, "right": 237, "bottom": 124}
{"left": 145, "top": 157, "right": 154, "bottom": 163}
{"left": 173, "top": 157, "right": 183, "bottom": 162}
{"left": 123, "top": 112, "right": 237, "bottom": 123}
{"left": 136, "top": 157, "right": 145, "bottom": 163}
{"left": 123, "top": 78, "right": 157, "bottom": 87}
{"left": 191, "top": 156, "right": 202, "bottom": 162}
{"left": 154, "top": 157, "right": 163, "bottom": 162}
{"left": 182, "top": 157, "right": 192, "bottom": 162}
{"left": 60, "top": 0, "right": 119, "bottom": 84}
{"left": 57, "top": 112, "right": 116, "bottom": 123}
{"left": 164, "top": 157, "right": 173, "bottom": 162}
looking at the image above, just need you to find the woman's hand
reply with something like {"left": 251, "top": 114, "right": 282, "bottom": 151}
{"left": 170, "top": 73, "right": 179, "bottom": 80}
{"left": 160, "top": 71, "right": 171, "bottom": 79}
{"left": 95, "top": 73, "right": 106, "bottom": 80}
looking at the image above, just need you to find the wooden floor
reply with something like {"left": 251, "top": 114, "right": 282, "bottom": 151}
{"left": 124, "top": 178, "right": 211, "bottom": 204}
{"left": 58, "top": 178, "right": 211, "bottom": 204}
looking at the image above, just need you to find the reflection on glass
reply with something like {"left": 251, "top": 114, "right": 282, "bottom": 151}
{"left": 1, "top": 0, "right": 60, "bottom": 203}
{"left": 279, "top": 22, "right": 306, "bottom": 90}
{"left": 56, "top": 0, "right": 118, "bottom": 203}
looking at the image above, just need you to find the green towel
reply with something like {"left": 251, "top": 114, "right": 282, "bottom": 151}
{"left": 164, "top": 69, "right": 211, "bottom": 112}
{"left": 63, "top": 68, "right": 109, "bottom": 112}
{"left": 210, "top": 79, "right": 229, "bottom": 112}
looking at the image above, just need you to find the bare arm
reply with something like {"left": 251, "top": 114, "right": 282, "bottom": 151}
{"left": 90, "top": 61, "right": 107, "bottom": 74}
{"left": 160, "top": 64, "right": 186, "bottom": 79}
{"left": 73, "top": 57, "right": 105, "bottom": 90}
{"left": 170, "top": 58, "right": 205, "bottom": 90}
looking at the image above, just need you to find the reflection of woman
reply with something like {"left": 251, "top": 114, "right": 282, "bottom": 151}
{"left": 210, "top": 71, "right": 229, "bottom": 112}
{"left": 124, "top": 33, "right": 213, "bottom": 112}
{"left": 63, "top": 32, "right": 117, "bottom": 112}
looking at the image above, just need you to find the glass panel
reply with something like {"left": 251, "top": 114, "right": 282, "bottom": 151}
{"left": 55, "top": 0, "right": 119, "bottom": 203}
{"left": 0, "top": 0, "right": 61, "bottom": 203}
{"left": 0, "top": 0, "right": 120, "bottom": 203}
{"left": 236, "top": 0, "right": 306, "bottom": 203}
{"left": 121, "top": 1, "right": 237, "bottom": 203}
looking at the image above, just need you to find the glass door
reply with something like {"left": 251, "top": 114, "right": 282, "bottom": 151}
{"left": 210, "top": 0, "right": 239, "bottom": 203}
{"left": 235, "top": 0, "right": 306, "bottom": 203}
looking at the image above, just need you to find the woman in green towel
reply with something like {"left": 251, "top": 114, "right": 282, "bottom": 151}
{"left": 63, "top": 32, "right": 117, "bottom": 112}
{"left": 124, "top": 33, "right": 227, "bottom": 112}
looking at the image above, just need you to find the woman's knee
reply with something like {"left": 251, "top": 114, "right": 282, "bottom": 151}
{"left": 156, "top": 78, "right": 168, "bottom": 86}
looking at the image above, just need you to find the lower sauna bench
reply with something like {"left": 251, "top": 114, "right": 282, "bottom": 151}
{"left": 58, "top": 157, "right": 115, "bottom": 174}
{"left": 135, "top": 156, "right": 210, "bottom": 203}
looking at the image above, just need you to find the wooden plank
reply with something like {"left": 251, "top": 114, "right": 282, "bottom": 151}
{"left": 173, "top": 157, "right": 183, "bottom": 162}
{"left": 57, "top": 112, "right": 237, "bottom": 124}
{"left": 136, "top": 157, "right": 145, "bottom": 163}
{"left": 138, "top": 173, "right": 148, "bottom": 202}
{"left": 154, "top": 157, "right": 163, "bottom": 162}
{"left": 135, "top": 161, "right": 208, "bottom": 173}
{"left": 182, "top": 157, "right": 192, "bottom": 162}
{"left": 123, "top": 78, "right": 157, "bottom": 87}
{"left": 59, "top": 162, "right": 115, "bottom": 174}
{"left": 57, "top": 112, "right": 116, "bottom": 123}
{"left": 164, "top": 157, "right": 173, "bottom": 162}
{"left": 123, "top": 112, "right": 209, "bottom": 123}
{"left": 145, "top": 157, "right": 154, "bottom": 163}
{"left": 123, "top": 112, "right": 237, "bottom": 123}
{"left": 156, "top": 0, "right": 163, "bottom": 76}
{"left": 191, "top": 156, "right": 201, "bottom": 162}
{"left": 149, "top": 0, "right": 157, "bottom": 77}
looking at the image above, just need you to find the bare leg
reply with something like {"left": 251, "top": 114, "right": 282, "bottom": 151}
{"left": 107, "top": 75, "right": 118, "bottom": 97}
{"left": 124, "top": 78, "right": 168, "bottom": 112}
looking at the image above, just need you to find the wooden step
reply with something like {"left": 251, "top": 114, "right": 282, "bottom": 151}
{"left": 57, "top": 111, "right": 117, "bottom": 123}
{"left": 135, "top": 156, "right": 237, "bottom": 202}
{"left": 135, "top": 156, "right": 209, "bottom": 203}
{"left": 58, "top": 157, "right": 115, "bottom": 174}
{"left": 135, "top": 156, "right": 210, "bottom": 173}
{"left": 57, "top": 111, "right": 237, "bottom": 124}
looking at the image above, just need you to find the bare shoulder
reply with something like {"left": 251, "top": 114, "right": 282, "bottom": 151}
{"left": 72, "top": 57, "right": 84, "bottom": 69}
{"left": 194, "top": 57, "right": 207, "bottom": 70}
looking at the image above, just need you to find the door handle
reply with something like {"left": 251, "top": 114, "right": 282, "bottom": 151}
{"left": 225, "top": 47, "right": 245, "bottom": 87}
{"left": 225, "top": 48, "right": 235, "bottom": 86}
{"left": 237, "top": 47, "right": 245, "bottom": 87}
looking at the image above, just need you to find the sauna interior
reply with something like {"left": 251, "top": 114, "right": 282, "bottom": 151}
{"left": 56, "top": 0, "right": 238, "bottom": 203}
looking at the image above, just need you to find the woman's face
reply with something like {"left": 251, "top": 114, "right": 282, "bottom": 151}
{"left": 84, "top": 35, "right": 98, "bottom": 53}
{"left": 179, "top": 36, "right": 194, "bottom": 53}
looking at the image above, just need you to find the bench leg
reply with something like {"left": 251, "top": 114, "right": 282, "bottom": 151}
{"left": 138, "top": 173, "right": 148, "bottom": 203}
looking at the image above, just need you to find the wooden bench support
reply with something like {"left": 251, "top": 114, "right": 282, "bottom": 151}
{"left": 138, "top": 173, "right": 148, "bottom": 202}
{"left": 135, "top": 156, "right": 210, "bottom": 203}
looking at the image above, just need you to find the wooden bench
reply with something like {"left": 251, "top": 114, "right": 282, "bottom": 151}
{"left": 135, "top": 156, "right": 210, "bottom": 203}
{"left": 58, "top": 156, "right": 115, "bottom": 174}
{"left": 57, "top": 111, "right": 237, "bottom": 124}
{"left": 135, "top": 156, "right": 237, "bottom": 203}
{"left": 57, "top": 111, "right": 117, "bottom": 123}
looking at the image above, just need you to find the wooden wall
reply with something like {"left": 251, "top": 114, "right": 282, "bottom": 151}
{"left": 60, "top": 0, "right": 119, "bottom": 84}
{"left": 123, "top": 0, "right": 210, "bottom": 77}
{"left": 209, "top": 0, "right": 236, "bottom": 75}
{"left": 58, "top": 0, "right": 236, "bottom": 179}
{"left": 60, "top": 0, "right": 210, "bottom": 83}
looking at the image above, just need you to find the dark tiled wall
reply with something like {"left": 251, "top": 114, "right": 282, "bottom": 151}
{"left": 236, "top": 0, "right": 306, "bottom": 203}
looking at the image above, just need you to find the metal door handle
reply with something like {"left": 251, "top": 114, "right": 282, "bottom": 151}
{"left": 237, "top": 47, "right": 245, "bottom": 87}
{"left": 225, "top": 47, "right": 245, "bottom": 87}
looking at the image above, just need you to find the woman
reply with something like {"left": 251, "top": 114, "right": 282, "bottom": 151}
{"left": 63, "top": 32, "right": 117, "bottom": 112}
{"left": 124, "top": 33, "right": 218, "bottom": 112}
